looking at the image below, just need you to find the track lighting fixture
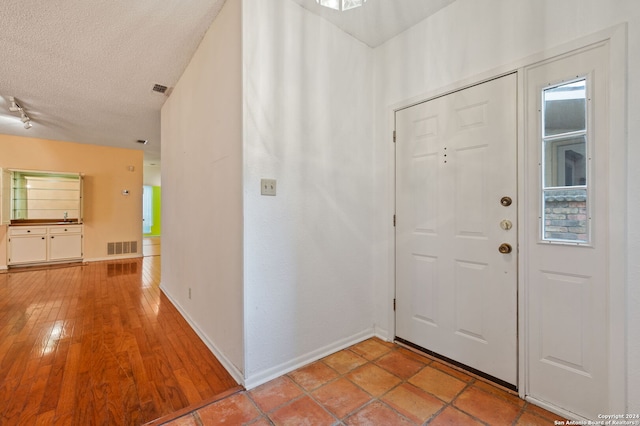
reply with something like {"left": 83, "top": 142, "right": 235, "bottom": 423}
{"left": 5, "top": 96, "right": 33, "bottom": 129}
{"left": 8, "top": 96, "right": 20, "bottom": 112}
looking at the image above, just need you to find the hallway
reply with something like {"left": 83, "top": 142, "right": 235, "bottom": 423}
{"left": 0, "top": 257, "right": 238, "bottom": 425}
{"left": 0, "top": 255, "right": 562, "bottom": 425}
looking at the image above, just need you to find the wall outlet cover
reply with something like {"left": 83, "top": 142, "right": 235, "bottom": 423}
{"left": 261, "top": 179, "right": 277, "bottom": 196}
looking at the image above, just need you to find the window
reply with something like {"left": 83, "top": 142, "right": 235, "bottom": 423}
{"left": 541, "top": 79, "right": 589, "bottom": 243}
{"left": 143, "top": 185, "right": 153, "bottom": 234}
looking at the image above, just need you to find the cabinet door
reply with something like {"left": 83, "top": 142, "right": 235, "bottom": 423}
{"left": 49, "top": 234, "right": 82, "bottom": 261}
{"left": 9, "top": 236, "right": 48, "bottom": 264}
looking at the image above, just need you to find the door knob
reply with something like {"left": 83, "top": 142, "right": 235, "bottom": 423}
{"left": 498, "top": 243, "right": 513, "bottom": 254}
{"left": 500, "top": 196, "right": 512, "bottom": 207}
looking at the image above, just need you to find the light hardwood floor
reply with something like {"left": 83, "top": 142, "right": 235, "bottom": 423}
{"left": 0, "top": 257, "right": 239, "bottom": 425}
{"left": 143, "top": 237, "right": 161, "bottom": 257}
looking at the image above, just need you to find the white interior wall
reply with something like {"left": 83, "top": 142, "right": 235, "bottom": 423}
{"left": 159, "top": 0, "right": 638, "bottom": 404}
{"left": 160, "top": 0, "right": 244, "bottom": 380}
{"left": 242, "top": 0, "right": 375, "bottom": 387}
{"left": 372, "top": 0, "right": 639, "bottom": 412}
{"left": 143, "top": 163, "right": 161, "bottom": 187}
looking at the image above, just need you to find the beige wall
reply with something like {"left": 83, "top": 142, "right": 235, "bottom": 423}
{"left": 0, "top": 134, "right": 143, "bottom": 268}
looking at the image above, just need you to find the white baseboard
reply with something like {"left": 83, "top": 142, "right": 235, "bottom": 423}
{"left": 160, "top": 283, "right": 245, "bottom": 386}
{"left": 374, "top": 325, "right": 392, "bottom": 342}
{"left": 84, "top": 254, "right": 143, "bottom": 263}
{"left": 243, "top": 328, "right": 376, "bottom": 390}
{"left": 154, "top": 285, "right": 383, "bottom": 392}
{"left": 525, "top": 396, "right": 587, "bottom": 422}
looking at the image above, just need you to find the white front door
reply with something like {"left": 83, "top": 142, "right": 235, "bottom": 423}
{"left": 524, "top": 42, "right": 609, "bottom": 419}
{"left": 395, "top": 74, "right": 518, "bottom": 386}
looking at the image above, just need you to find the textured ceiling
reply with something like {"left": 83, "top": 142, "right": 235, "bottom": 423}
{"left": 0, "top": 0, "right": 228, "bottom": 164}
{"left": 0, "top": 0, "right": 455, "bottom": 165}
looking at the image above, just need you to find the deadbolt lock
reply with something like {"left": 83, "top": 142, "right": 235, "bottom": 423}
{"left": 500, "top": 196, "right": 513, "bottom": 207}
{"left": 499, "top": 243, "right": 513, "bottom": 254}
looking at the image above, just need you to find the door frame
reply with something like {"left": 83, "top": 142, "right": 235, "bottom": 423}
{"left": 385, "top": 24, "right": 627, "bottom": 416}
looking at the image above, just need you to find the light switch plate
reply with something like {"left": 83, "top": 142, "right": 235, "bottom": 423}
{"left": 261, "top": 179, "right": 277, "bottom": 196}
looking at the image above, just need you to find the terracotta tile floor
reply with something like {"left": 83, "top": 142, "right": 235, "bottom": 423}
{"left": 160, "top": 338, "right": 564, "bottom": 425}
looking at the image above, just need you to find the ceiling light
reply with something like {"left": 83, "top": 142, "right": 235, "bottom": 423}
{"left": 5, "top": 96, "right": 33, "bottom": 130}
{"left": 8, "top": 96, "right": 19, "bottom": 112}
{"left": 316, "top": 0, "right": 367, "bottom": 11}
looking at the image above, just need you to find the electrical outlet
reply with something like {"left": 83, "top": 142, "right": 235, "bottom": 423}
{"left": 261, "top": 179, "right": 277, "bottom": 196}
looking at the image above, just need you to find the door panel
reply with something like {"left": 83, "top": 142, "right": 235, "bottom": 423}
{"left": 454, "top": 260, "right": 489, "bottom": 342}
{"left": 524, "top": 44, "right": 609, "bottom": 418}
{"left": 396, "top": 74, "right": 518, "bottom": 386}
{"left": 455, "top": 146, "right": 488, "bottom": 236}
{"left": 539, "top": 272, "right": 592, "bottom": 372}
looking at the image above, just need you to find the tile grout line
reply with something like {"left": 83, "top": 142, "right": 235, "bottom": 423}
{"left": 323, "top": 342, "right": 530, "bottom": 425}
{"left": 292, "top": 343, "right": 444, "bottom": 424}
{"left": 252, "top": 342, "right": 468, "bottom": 425}
{"left": 388, "top": 342, "right": 546, "bottom": 425}
{"left": 178, "top": 339, "right": 561, "bottom": 426}
{"left": 350, "top": 343, "right": 454, "bottom": 424}
{"left": 377, "top": 348, "right": 479, "bottom": 425}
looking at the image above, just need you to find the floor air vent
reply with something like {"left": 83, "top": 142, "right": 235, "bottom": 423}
{"left": 107, "top": 241, "right": 138, "bottom": 255}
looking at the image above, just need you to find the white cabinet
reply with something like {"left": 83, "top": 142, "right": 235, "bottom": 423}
{"left": 8, "top": 225, "right": 83, "bottom": 266}
{"left": 49, "top": 226, "right": 83, "bottom": 261}
{"left": 7, "top": 226, "right": 48, "bottom": 264}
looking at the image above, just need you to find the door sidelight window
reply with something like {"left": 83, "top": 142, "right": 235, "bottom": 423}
{"left": 541, "top": 79, "right": 589, "bottom": 243}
